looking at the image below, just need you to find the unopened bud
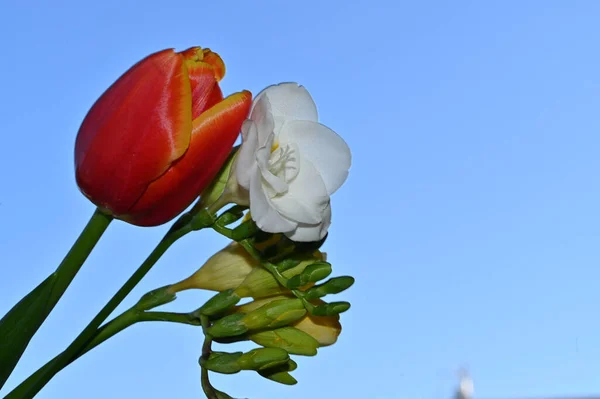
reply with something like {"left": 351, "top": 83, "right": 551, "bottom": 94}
{"left": 197, "top": 289, "right": 241, "bottom": 317}
{"left": 206, "top": 313, "right": 248, "bottom": 338}
{"left": 303, "top": 276, "right": 355, "bottom": 300}
{"left": 135, "top": 286, "right": 176, "bottom": 311}
{"left": 242, "top": 298, "right": 306, "bottom": 330}
{"left": 169, "top": 242, "right": 255, "bottom": 293}
{"left": 311, "top": 301, "right": 351, "bottom": 316}
{"left": 293, "top": 314, "right": 342, "bottom": 347}
{"left": 237, "top": 348, "right": 289, "bottom": 371}
{"left": 250, "top": 327, "right": 319, "bottom": 356}
{"left": 286, "top": 262, "right": 332, "bottom": 289}
{"left": 200, "top": 351, "right": 243, "bottom": 374}
{"left": 258, "top": 360, "right": 298, "bottom": 385}
{"left": 234, "top": 253, "right": 325, "bottom": 299}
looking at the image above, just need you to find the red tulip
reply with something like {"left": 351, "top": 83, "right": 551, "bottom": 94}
{"left": 75, "top": 47, "right": 252, "bottom": 226}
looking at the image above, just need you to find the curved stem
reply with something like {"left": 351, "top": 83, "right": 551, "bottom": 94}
{"left": 200, "top": 315, "right": 218, "bottom": 399}
{"left": 0, "top": 208, "right": 112, "bottom": 389}
{"left": 4, "top": 212, "right": 198, "bottom": 399}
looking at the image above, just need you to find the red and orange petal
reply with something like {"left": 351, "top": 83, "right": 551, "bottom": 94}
{"left": 75, "top": 49, "right": 193, "bottom": 214}
{"left": 124, "top": 90, "right": 253, "bottom": 226}
{"left": 186, "top": 61, "right": 222, "bottom": 119}
{"left": 202, "top": 49, "right": 226, "bottom": 81}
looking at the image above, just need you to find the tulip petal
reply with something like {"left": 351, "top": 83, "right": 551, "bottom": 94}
{"left": 270, "top": 158, "right": 329, "bottom": 224}
{"left": 125, "top": 91, "right": 252, "bottom": 226}
{"left": 284, "top": 205, "right": 332, "bottom": 242}
{"left": 252, "top": 83, "right": 318, "bottom": 136}
{"left": 202, "top": 49, "right": 226, "bottom": 81}
{"left": 75, "top": 49, "right": 193, "bottom": 214}
{"left": 186, "top": 61, "right": 221, "bottom": 119}
{"left": 279, "top": 120, "right": 351, "bottom": 195}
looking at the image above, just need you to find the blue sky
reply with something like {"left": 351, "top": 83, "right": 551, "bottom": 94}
{"left": 2, "top": 1, "right": 600, "bottom": 398}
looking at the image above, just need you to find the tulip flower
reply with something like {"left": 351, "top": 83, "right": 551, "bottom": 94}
{"left": 233, "top": 83, "right": 351, "bottom": 241}
{"left": 75, "top": 47, "right": 252, "bottom": 226}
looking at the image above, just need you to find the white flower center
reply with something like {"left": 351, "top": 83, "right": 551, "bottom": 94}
{"left": 268, "top": 142, "right": 300, "bottom": 184}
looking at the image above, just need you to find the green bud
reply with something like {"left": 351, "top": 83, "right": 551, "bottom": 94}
{"left": 303, "top": 276, "right": 355, "bottom": 300}
{"left": 275, "top": 258, "right": 302, "bottom": 272}
{"left": 198, "top": 149, "right": 238, "bottom": 209}
{"left": 286, "top": 262, "right": 332, "bottom": 289}
{"left": 311, "top": 301, "right": 351, "bottom": 316}
{"left": 197, "top": 289, "right": 241, "bottom": 317}
{"left": 206, "top": 313, "right": 248, "bottom": 338}
{"left": 237, "top": 348, "right": 289, "bottom": 371}
{"left": 242, "top": 299, "right": 306, "bottom": 330}
{"left": 250, "top": 327, "right": 319, "bottom": 356}
{"left": 200, "top": 351, "right": 243, "bottom": 374}
{"left": 234, "top": 257, "right": 318, "bottom": 298}
{"left": 258, "top": 360, "right": 298, "bottom": 385}
{"left": 135, "top": 286, "right": 176, "bottom": 311}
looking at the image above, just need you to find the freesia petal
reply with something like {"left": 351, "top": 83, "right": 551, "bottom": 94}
{"left": 279, "top": 120, "right": 351, "bottom": 195}
{"left": 125, "top": 91, "right": 252, "bottom": 226}
{"left": 252, "top": 83, "right": 318, "bottom": 135}
{"left": 236, "top": 120, "right": 259, "bottom": 189}
{"left": 75, "top": 49, "right": 193, "bottom": 214}
{"left": 250, "top": 169, "right": 296, "bottom": 234}
{"left": 248, "top": 94, "right": 275, "bottom": 147}
{"left": 285, "top": 205, "right": 332, "bottom": 242}
{"left": 270, "top": 158, "right": 328, "bottom": 224}
{"left": 256, "top": 133, "right": 288, "bottom": 195}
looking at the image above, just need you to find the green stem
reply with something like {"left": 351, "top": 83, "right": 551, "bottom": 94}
{"left": 0, "top": 208, "right": 112, "bottom": 389}
{"left": 199, "top": 315, "right": 218, "bottom": 399}
{"left": 4, "top": 212, "right": 199, "bottom": 399}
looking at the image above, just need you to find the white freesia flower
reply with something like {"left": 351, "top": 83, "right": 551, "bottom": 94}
{"left": 234, "top": 83, "right": 351, "bottom": 242}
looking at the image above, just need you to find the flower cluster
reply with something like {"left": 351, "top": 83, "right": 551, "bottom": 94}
{"left": 1, "top": 46, "right": 353, "bottom": 399}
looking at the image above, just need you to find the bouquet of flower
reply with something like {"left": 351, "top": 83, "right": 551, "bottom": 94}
{"left": 0, "top": 46, "right": 353, "bottom": 399}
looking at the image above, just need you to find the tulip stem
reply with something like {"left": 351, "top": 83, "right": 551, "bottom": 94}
{"left": 0, "top": 207, "right": 112, "bottom": 390}
{"left": 5, "top": 209, "right": 215, "bottom": 399}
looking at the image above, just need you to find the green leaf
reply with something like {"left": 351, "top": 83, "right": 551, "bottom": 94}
{"left": 0, "top": 273, "right": 56, "bottom": 388}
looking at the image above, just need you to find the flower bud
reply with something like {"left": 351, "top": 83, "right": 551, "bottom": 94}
{"left": 237, "top": 348, "right": 289, "bottom": 371}
{"left": 311, "top": 301, "right": 351, "bottom": 316}
{"left": 241, "top": 298, "right": 306, "bottom": 330}
{"left": 200, "top": 351, "right": 242, "bottom": 374}
{"left": 169, "top": 242, "right": 255, "bottom": 293}
{"left": 293, "top": 314, "right": 342, "bottom": 347}
{"left": 234, "top": 253, "right": 326, "bottom": 299}
{"left": 249, "top": 327, "right": 319, "bottom": 356}
{"left": 206, "top": 313, "right": 248, "bottom": 338}
{"left": 303, "top": 276, "right": 355, "bottom": 300}
{"left": 285, "top": 262, "right": 332, "bottom": 289}
{"left": 197, "top": 289, "right": 241, "bottom": 317}
{"left": 258, "top": 360, "right": 298, "bottom": 385}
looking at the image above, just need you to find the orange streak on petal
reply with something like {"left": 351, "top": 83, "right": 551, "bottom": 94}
{"left": 125, "top": 90, "right": 252, "bottom": 226}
